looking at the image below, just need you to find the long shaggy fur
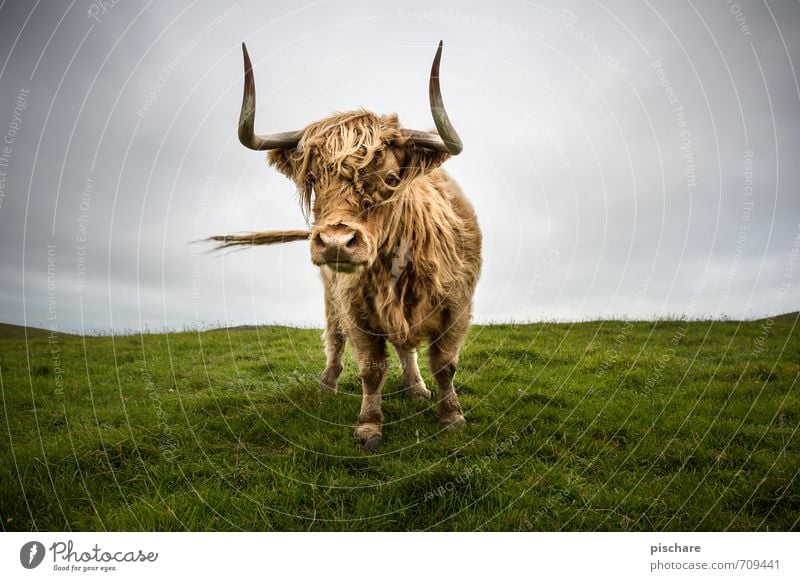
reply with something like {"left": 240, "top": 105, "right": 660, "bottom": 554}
{"left": 210, "top": 111, "right": 480, "bottom": 340}
{"left": 211, "top": 109, "right": 481, "bottom": 448}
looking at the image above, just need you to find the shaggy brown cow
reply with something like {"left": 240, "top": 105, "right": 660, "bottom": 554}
{"left": 213, "top": 42, "right": 482, "bottom": 451}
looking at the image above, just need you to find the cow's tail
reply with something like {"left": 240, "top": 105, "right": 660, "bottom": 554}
{"left": 205, "top": 229, "right": 311, "bottom": 250}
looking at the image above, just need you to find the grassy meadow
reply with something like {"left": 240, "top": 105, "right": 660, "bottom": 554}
{"left": 1, "top": 315, "right": 798, "bottom": 531}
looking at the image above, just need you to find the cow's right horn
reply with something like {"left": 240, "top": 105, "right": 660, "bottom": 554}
{"left": 238, "top": 43, "right": 303, "bottom": 151}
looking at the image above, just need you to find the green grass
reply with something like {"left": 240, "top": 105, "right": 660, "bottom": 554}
{"left": 1, "top": 315, "right": 798, "bottom": 531}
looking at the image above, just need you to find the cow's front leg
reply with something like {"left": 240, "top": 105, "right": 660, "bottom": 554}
{"left": 394, "top": 345, "right": 432, "bottom": 400}
{"left": 352, "top": 335, "right": 388, "bottom": 451}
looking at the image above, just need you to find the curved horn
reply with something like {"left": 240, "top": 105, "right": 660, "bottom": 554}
{"left": 238, "top": 42, "right": 303, "bottom": 151}
{"left": 404, "top": 41, "right": 463, "bottom": 155}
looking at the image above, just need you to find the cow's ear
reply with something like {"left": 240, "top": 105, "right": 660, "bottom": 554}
{"left": 395, "top": 142, "right": 450, "bottom": 182}
{"left": 268, "top": 148, "right": 296, "bottom": 179}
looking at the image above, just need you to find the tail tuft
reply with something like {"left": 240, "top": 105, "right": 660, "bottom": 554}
{"left": 205, "top": 229, "right": 310, "bottom": 250}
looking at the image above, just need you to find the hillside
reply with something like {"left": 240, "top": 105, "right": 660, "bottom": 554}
{"left": 0, "top": 322, "right": 67, "bottom": 340}
{"left": 0, "top": 318, "right": 798, "bottom": 531}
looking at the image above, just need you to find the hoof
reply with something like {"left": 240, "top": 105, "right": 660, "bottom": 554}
{"left": 360, "top": 435, "right": 382, "bottom": 452}
{"left": 405, "top": 382, "right": 432, "bottom": 401}
{"left": 319, "top": 369, "right": 339, "bottom": 393}
{"left": 318, "top": 379, "right": 338, "bottom": 393}
{"left": 355, "top": 423, "right": 382, "bottom": 452}
{"left": 440, "top": 414, "right": 466, "bottom": 428}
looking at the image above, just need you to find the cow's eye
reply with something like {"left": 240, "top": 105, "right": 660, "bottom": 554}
{"left": 383, "top": 173, "right": 400, "bottom": 188}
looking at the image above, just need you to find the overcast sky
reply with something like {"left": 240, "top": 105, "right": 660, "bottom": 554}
{"left": 0, "top": 0, "right": 798, "bottom": 333}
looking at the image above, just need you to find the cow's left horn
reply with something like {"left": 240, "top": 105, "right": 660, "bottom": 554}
{"left": 238, "top": 43, "right": 303, "bottom": 151}
{"left": 404, "top": 41, "right": 463, "bottom": 155}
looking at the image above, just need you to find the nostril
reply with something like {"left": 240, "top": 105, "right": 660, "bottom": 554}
{"left": 346, "top": 233, "right": 358, "bottom": 249}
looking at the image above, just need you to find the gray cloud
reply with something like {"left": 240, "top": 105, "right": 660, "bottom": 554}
{"left": 0, "top": 0, "right": 798, "bottom": 332}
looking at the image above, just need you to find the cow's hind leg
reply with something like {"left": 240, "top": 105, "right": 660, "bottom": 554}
{"left": 394, "top": 345, "right": 432, "bottom": 400}
{"left": 429, "top": 320, "right": 468, "bottom": 427}
{"left": 352, "top": 333, "right": 388, "bottom": 451}
{"left": 319, "top": 285, "right": 345, "bottom": 392}
{"left": 319, "top": 323, "right": 345, "bottom": 392}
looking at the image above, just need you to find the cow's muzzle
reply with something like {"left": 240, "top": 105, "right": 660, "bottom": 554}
{"left": 311, "top": 223, "right": 369, "bottom": 272}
